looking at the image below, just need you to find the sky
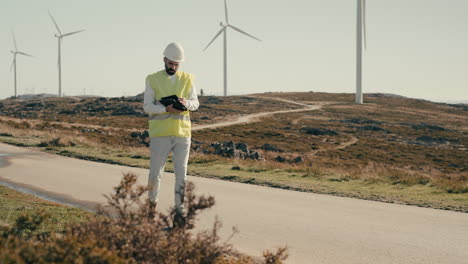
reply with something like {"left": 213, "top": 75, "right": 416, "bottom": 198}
{"left": 1, "top": 0, "right": 467, "bottom": 103}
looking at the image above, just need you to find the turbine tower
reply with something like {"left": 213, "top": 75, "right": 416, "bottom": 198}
{"left": 203, "top": 0, "right": 261, "bottom": 96}
{"left": 356, "top": 0, "right": 367, "bottom": 104}
{"left": 10, "top": 31, "right": 33, "bottom": 99}
{"left": 48, "top": 11, "right": 85, "bottom": 97}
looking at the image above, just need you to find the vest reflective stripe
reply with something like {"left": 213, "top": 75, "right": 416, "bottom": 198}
{"left": 146, "top": 70, "right": 193, "bottom": 138}
{"left": 150, "top": 114, "right": 191, "bottom": 121}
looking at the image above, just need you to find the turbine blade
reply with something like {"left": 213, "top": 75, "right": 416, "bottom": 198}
{"left": 48, "top": 11, "right": 62, "bottom": 35}
{"left": 62, "top": 29, "right": 85, "bottom": 37}
{"left": 224, "top": 0, "right": 229, "bottom": 24}
{"left": 17, "top": 51, "right": 34, "bottom": 57}
{"left": 363, "top": 0, "right": 367, "bottom": 50}
{"left": 12, "top": 31, "right": 18, "bottom": 51}
{"left": 203, "top": 27, "right": 225, "bottom": 51}
{"left": 10, "top": 58, "right": 15, "bottom": 72}
{"left": 227, "top": 24, "right": 261, "bottom": 41}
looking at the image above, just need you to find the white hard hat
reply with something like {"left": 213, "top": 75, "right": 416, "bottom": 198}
{"left": 163, "top": 42, "right": 185, "bottom": 62}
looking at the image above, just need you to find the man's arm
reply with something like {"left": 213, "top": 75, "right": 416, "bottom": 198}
{"left": 184, "top": 84, "right": 199, "bottom": 111}
{"left": 143, "top": 80, "right": 167, "bottom": 114}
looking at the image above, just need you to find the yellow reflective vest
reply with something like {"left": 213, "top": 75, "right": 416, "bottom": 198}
{"left": 146, "top": 70, "right": 193, "bottom": 138}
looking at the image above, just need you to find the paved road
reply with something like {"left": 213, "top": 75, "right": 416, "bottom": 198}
{"left": 1, "top": 142, "right": 467, "bottom": 264}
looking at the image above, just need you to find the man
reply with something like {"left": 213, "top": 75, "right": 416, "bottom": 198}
{"left": 143, "top": 42, "right": 199, "bottom": 220}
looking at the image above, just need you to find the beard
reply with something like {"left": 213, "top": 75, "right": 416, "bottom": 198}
{"left": 165, "top": 63, "right": 176, "bottom": 76}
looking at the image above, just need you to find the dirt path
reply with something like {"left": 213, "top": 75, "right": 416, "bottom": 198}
{"left": 336, "top": 136, "right": 359, "bottom": 150}
{"left": 193, "top": 96, "right": 324, "bottom": 131}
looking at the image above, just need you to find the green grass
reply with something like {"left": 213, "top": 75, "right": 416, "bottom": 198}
{"left": 0, "top": 185, "right": 92, "bottom": 233}
{"left": 186, "top": 157, "right": 468, "bottom": 212}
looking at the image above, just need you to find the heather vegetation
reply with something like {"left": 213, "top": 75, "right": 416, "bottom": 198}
{"left": 0, "top": 173, "right": 288, "bottom": 263}
{"left": 0, "top": 92, "right": 466, "bottom": 211}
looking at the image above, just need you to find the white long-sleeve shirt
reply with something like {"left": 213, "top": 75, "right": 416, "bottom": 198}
{"left": 143, "top": 73, "right": 199, "bottom": 114}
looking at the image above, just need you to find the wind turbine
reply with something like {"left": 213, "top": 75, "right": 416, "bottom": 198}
{"left": 356, "top": 0, "right": 367, "bottom": 104}
{"left": 10, "top": 31, "right": 33, "bottom": 99}
{"left": 203, "top": 0, "right": 261, "bottom": 96}
{"left": 48, "top": 11, "right": 85, "bottom": 97}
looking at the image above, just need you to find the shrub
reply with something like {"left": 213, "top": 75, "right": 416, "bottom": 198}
{"left": 432, "top": 175, "right": 468, "bottom": 194}
{"left": 38, "top": 137, "right": 75, "bottom": 148}
{"left": 301, "top": 127, "right": 338, "bottom": 136}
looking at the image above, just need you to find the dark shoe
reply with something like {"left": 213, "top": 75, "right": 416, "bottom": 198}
{"left": 173, "top": 212, "right": 185, "bottom": 228}
{"left": 148, "top": 202, "right": 157, "bottom": 220}
{"left": 173, "top": 212, "right": 194, "bottom": 229}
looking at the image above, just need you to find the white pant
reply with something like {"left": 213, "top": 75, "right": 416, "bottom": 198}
{"left": 148, "top": 136, "right": 191, "bottom": 212}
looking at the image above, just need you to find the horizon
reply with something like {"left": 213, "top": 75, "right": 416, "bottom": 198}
{"left": 7, "top": 91, "right": 468, "bottom": 105}
{"left": 1, "top": 0, "right": 467, "bottom": 102}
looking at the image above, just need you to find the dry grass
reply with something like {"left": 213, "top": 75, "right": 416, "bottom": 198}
{"left": 1, "top": 92, "right": 467, "bottom": 211}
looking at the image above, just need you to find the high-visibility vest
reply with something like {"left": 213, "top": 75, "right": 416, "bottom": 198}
{"left": 146, "top": 70, "right": 193, "bottom": 138}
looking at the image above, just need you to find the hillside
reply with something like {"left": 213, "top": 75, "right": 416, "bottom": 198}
{"left": 0, "top": 92, "right": 467, "bottom": 211}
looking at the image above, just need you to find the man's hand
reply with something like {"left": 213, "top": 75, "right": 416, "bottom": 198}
{"left": 166, "top": 104, "right": 182, "bottom": 113}
{"left": 178, "top": 97, "right": 187, "bottom": 106}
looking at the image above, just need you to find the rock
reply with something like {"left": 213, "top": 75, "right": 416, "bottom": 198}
{"left": 207, "top": 141, "right": 261, "bottom": 160}
{"left": 226, "top": 141, "right": 235, "bottom": 149}
{"left": 81, "top": 128, "right": 103, "bottom": 134}
{"left": 248, "top": 151, "right": 261, "bottom": 160}
{"left": 130, "top": 131, "right": 149, "bottom": 146}
{"left": 192, "top": 144, "right": 203, "bottom": 152}
{"left": 235, "top": 142, "right": 248, "bottom": 152}
{"left": 292, "top": 156, "right": 304, "bottom": 163}
{"left": 275, "top": 156, "right": 287, "bottom": 162}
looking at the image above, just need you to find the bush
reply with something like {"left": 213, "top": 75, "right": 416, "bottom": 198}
{"left": 37, "top": 137, "right": 75, "bottom": 148}
{"left": 301, "top": 127, "right": 338, "bottom": 136}
{"left": 0, "top": 173, "right": 288, "bottom": 263}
